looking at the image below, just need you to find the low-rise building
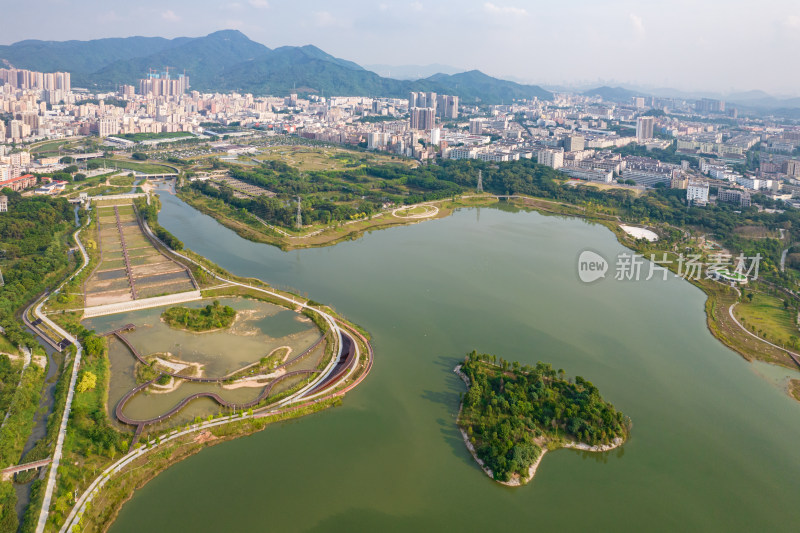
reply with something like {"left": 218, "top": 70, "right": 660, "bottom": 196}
{"left": 0, "top": 174, "right": 36, "bottom": 192}
{"left": 717, "top": 188, "right": 751, "bottom": 207}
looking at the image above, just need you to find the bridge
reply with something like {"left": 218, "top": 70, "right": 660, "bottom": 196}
{"left": 134, "top": 172, "right": 178, "bottom": 179}
{"left": 22, "top": 299, "right": 69, "bottom": 353}
{"left": 1, "top": 458, "right": 51, "bottom": 481}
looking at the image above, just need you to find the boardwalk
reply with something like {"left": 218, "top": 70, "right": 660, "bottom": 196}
{"left": 114, "top": 206, "right": 138, "bottom": 299}
{"left": 105, "top": 324, "right": 326, "bottom": 440}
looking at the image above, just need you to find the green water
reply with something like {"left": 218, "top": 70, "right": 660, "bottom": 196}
{"left": 108, "top": 194, "right": 800, "bottom": 532}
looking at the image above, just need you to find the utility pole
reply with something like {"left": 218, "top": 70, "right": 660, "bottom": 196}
{"left": 296, "top": 196, "right": 302, "bottom": 229}
{"left": 477, "top": 169, "right": 483, "bottom": 193}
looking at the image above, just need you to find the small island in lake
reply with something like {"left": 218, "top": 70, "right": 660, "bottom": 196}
{"left": 161, "top": 300, "right": 237, "bottom": 332}
{"left": 456, "top": 351, "right": 631, "bottom": 486}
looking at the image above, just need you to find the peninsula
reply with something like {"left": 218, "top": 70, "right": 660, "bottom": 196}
{"left": 456, "top": 351, "right": 630, "bottom": 486}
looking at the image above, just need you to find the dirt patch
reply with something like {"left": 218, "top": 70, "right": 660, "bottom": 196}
{"left": 193, "top": 430, "right": 218, "bottom": 444}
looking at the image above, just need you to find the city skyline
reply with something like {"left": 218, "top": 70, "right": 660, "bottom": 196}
{"left": 4, "top": 0, "right": 800, "bottom": 96}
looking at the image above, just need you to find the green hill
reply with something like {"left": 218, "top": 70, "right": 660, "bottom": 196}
{"left": 0, "top": 30, "right": 552, "bottom": 103}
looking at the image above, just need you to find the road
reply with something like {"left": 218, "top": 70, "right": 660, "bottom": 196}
{"left": 34, "top": 214, "right": 91, "bottom": 533}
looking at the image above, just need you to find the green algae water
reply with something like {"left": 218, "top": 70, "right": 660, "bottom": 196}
{"left": 108, "top": 193, "right": 800, "bottom": 532}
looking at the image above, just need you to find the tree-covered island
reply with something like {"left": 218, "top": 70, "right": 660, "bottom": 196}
{"left": 456, "top": 351, "right": 631, "bottom": 486}
{"left": 161, "top": 300, "right": 237, "bottom": 332}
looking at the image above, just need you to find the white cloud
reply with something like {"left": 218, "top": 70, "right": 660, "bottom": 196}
{"left": 484, "top": 3, "right": 527, "bottom": 16}
{"left": 249, "top": 0, "right": 270, "bottom": 9}
{"left": 313, "top": 11, "right": 350, "bottom": 29}
{"left": 97, "top": 10, "right": 121, "bottom": 23}
{"left": 629, "top": 13, "right": 645, "bottom": 38}
{"left": 783, "top": 15, "right": 800, "bottom": 29}
{"left": 410, "top": 2, "right": 423, "bottom": 12}
{"left": 161, "top": 10, "right": 180, "bottom": 22}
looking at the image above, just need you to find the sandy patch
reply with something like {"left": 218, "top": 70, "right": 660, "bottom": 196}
{"left": 620, "top": 225, "right": 658, "bottom": 242}
{"left": 223, "top": 368, "right": 286, "bottom": 389}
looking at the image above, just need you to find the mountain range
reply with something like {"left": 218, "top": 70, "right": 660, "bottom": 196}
{"left": 580, "top": 85, "right": 800, "bottom": 114}
{"left": 0, "top": 30, "right": 552, "bottom": 104}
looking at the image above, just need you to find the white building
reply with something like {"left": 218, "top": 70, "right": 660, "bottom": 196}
{"left": 687, "top": 180, "right": 710, "bottom": 205}
{"left": 561, "top": 166, "right": 613, "bottom": 183}
{"left": 537, "top": 149, "right": 564, "bottom": 169}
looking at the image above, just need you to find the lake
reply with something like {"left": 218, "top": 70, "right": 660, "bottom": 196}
{"left": 109, "top": 193, "right": 800, "bottom": 532}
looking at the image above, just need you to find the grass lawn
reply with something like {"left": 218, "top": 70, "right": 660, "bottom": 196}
{"left": 109, "top": 175, "right": 136, "bottom": 186}
{"left": 254, "top": 145, "right": 416, "bottom": 172}
{"left": 94, "top": 158, "right": 176, "bottom": 175}
{"left": 734, "top": 291, "right": 799, "bottom": 348}
{"left": 0, "top": 334, "right": 20, "bottom": 356}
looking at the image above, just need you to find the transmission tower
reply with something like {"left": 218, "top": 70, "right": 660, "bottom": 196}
{"left": 296, "top": 196, "right": 302, "bottom": 229}
{"left": 477, "top": 170, "right": 484, "bottom": 193}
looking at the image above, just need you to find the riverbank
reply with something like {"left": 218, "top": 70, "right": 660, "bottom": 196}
{"left": 177, "top": 187, "right": 491, "bottom": 251}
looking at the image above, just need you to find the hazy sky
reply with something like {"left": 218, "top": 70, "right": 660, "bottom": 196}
{"left": 6, "top": 0, "right": 800, "bottom": 95}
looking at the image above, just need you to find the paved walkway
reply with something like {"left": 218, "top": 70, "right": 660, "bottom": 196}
{"left": 82, "top": 290, "right": 202, "bottom": 318}
{"left": 727, "top": 285, "right": 800, "bottom": 369}
{"left": 35, "top": 215, "right": 91, "bottom": 533}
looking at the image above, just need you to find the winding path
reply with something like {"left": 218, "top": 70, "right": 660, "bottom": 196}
{"left": 727, "top": 285, "right": 800, "bottom": 369}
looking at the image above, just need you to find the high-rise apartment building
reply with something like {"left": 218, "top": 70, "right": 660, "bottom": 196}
{"left": 139, "top": 70, "right": 190, "bottom": 97}
{"left": 410, "top": 107, "right": 436, "bottom": 131}
{"left": 695, "top": 98, "right": 725, "bottom": 114}
{"left": 636, "top": 116, "right": 655, "bottom": 142}
{"left": 436, "top": 94, "right": 459, "bottom": 120}
{"left": 564, "top": 135, "right": 585, "bottom": 152}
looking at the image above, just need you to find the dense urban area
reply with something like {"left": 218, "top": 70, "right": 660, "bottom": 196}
{"left": 1, "top": 28, "right": 800, "bottom": 533}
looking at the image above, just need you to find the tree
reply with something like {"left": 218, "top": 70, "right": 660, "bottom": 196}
{"left": 747, "top": 293, "right": 754, "bottom": 302}
{"left": 76, "top": 371, "right": 97, "bottom": 393}
{"left": 59, "top": 156, "right": 74, "bottom": 164}
{"left": 131, "top": 152, "right": 147, "bottom": 161}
